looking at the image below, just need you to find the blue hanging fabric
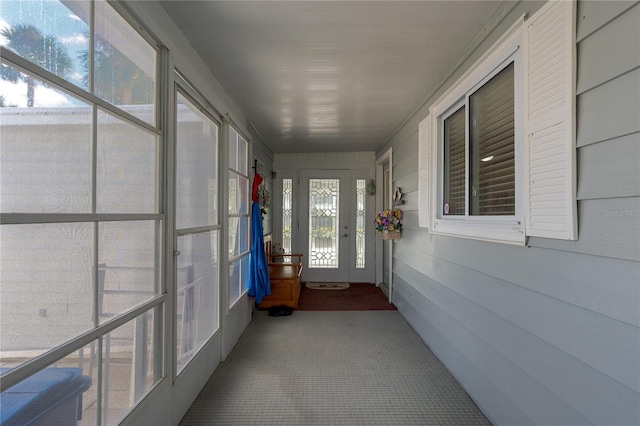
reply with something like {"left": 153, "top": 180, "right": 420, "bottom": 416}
{"left": 248, "top": 173, "right": 270, "bottom": 304}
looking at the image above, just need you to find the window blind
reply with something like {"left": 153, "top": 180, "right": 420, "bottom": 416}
{"left": 443, "top": 106, "right": 466, "bottom": 215}
{"left": 470, "top": 62, "right": 515, "bottom": 215}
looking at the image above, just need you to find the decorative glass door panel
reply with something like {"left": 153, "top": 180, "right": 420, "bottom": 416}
{"left": 309, "top": 179, "right": 340, "bottom": 268}
{"left": 300, "top": 170, "right": 350, "bottom": 282}
{"left": 293, "top": 169, "right": 374, "bottom": 283}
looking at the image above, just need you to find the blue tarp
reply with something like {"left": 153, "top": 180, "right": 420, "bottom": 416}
{"left": 248, "top": 201, "right": 271, "bottom": 303}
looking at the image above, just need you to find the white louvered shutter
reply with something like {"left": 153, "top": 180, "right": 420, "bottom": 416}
{"left": 418, "top": 114, "right": 431, "bottom": 229}
{"left": 524, "top": 0, "right": 577, "bottom": 240}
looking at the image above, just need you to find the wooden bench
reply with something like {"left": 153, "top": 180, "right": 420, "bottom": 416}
{"left": 258, "top": 236, "right": 303, "bottom": 309}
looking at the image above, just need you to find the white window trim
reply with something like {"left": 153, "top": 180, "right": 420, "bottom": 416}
{"left": 429, "top": 18, "right": 526, "bottom": 245}
{"left": 228, "top": 126, "right": 251, "bottom": 307}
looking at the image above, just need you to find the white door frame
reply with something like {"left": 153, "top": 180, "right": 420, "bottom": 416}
{"left": 272, "top": 153, "right": 376, "bottom": 284}
{"left": 376, "top": 148, "right": 393, "bottom": 303}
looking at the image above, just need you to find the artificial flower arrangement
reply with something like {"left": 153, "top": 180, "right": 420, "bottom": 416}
{"left": 374, "top": 207, "right": 403, "bottom": 234}
{"left": 258, "top": 184, "right": 271, "bottom": 217}
{"left": 258, "top": 184, "right": 271, "bottom": 208}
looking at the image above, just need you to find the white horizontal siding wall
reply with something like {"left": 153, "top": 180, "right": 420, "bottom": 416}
{"left": 379, "top": 1, "right": 640, "bottom": 424}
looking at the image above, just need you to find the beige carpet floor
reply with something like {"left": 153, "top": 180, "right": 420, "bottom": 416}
{"left": 179, "top": 311, "right": 490, "bottom": 425}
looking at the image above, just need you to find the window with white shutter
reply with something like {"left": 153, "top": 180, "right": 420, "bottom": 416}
{"left": 423, "top": 0, "right": 576, "bottom": 244}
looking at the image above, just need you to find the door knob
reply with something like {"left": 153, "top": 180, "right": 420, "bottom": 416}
{"left": 342, "top": 233, "right": 349, "bottom": 237}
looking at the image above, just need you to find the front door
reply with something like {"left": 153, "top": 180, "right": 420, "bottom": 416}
{"left": 300, "top": 170, "right": 351, "bottom": 282}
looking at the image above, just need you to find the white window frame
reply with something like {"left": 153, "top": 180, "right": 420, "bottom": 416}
{"left": 228, "top": 126, "right": 251, "bottom": 309}
{"left": 173, "top": 78, "right": 222, "bottom": 377}
{"left": 430, "top": 20, "right": 525, "bottom": 245}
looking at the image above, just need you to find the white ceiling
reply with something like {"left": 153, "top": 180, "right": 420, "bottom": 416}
{"left": 160, "top": 1, "right": 503, "bottom": 153}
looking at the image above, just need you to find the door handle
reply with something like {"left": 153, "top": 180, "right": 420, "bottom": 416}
{"left": 342, "top": 233, "right": 349, "bottom": 237}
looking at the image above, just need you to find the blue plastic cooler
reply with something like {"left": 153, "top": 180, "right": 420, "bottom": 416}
{"left": 0, "top": 368, "right": 91, "bottom": 426}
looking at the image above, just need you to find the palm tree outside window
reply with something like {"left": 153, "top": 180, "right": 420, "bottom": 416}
{"left": 1, "top": 24, "right": 72, "bottom": 107}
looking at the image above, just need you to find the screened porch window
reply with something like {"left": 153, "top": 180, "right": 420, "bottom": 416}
{"left": 175, "top": 90, "right": 220, "bottom": 374}
{"left": 228, "top": 128, "right": 250, "bottom": 307}
{"left": 0, "top": 1, "right": 162, "bottom": 423}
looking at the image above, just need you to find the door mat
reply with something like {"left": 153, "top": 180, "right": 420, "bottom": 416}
{"left": 306, "top": 282, "right": 350, "bottom": 290}
{"left": 297, "top": 283, "right": 396, "bottom": 311}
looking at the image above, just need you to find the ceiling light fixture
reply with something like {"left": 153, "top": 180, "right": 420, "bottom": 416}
{"left": 480, "top": 155, "right": 494, "bottom": 162}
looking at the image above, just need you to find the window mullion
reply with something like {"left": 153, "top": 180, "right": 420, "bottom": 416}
{"left": 90, "top": 1, "right": 101, "bottom": 415}
{"left": 89, "top": 0, "right": 95, "bottom": 96}
{"left": 0, "top": 213, "right": 163, "bottom": 225}
{"left": 91, "top": 93, "right": 100, "bottom": 342}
